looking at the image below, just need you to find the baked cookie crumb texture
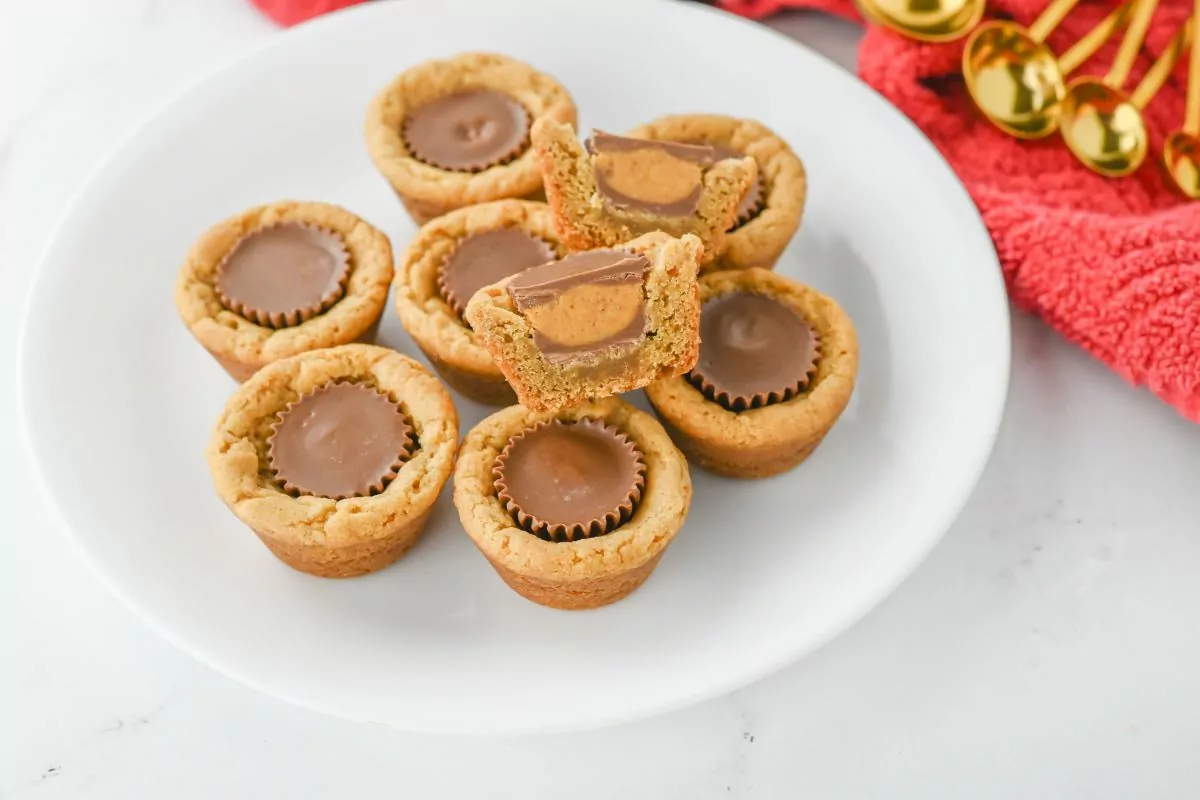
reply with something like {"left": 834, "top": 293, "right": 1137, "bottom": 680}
{"left": 531, "top": 120, "right": 757, "bottom": 263}
{"left": 626, "top": 114, "right": 808, "bottom": 272}
{"left": 464, "top": 231, "right": 703, "bottom": 412}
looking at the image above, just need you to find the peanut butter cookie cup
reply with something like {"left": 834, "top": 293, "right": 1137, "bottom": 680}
{"left": 393, "top": 200, "right": 565, "bottom": 405}
{"left": 206, "top": 344, "right": 459, "bottom": 578}
{"left": 627, "top": 115, "right": 807, "bottom": 272}
{"left": 175, "top": 201, "right": 394, "bottom": 381}
{"left": 531, "top": 120, "right": 756, "bottom": 264}
{"left": 465, "top": 231, "right": 703, "bottom": 412}
{"left": 645, "top": 269, "right": 857, "bottom": 478}
{"left": 453, "top": 396, "right": 691, "bottom": 610}
{"left": 365, "top": 53, "right": 577, "bottom": 224}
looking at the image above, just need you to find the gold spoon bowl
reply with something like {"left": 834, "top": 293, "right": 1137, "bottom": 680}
{"left": 963, "top": 1, "right": 1134, "bottom": 139}
{"left": 857, "top": 0, "right": 985, "bottom": 43}
{"left": 1060, "top": 79, "right": 1148, "bottom": 176}
{"left": 1164, "top": 131, "right": 1200, "bottom": 198}
{"left": 1163, "top": 0, "right": 1200, "bottom": 198}
{"left": 964, "top": 22, "right": 1066, "bottom": 138}
{"left": 1060, "top": 9, "right": 1192, "bottom": 178}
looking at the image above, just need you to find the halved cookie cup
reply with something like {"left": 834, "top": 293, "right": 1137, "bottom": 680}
{"left": 627, "top": 114, "right": 807, "bottom": 272}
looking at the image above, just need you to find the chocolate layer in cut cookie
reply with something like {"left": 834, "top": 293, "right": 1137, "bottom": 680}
{"left": 464, "top": 231, "right": 703, "bottom": 412}
{"left": 531, "top": 120, "right": 756, "bottom": 261}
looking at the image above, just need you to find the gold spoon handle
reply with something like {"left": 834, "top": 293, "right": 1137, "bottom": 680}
{"left": 1130, "top": 15, "right": 1195, "bottom": 108}
{"left": 1187, "top": 0, "right": 1200, "bottom": 133}
{"left": 1060, "top": 0, "right": 1137, "bottom": 75}
{"left": 1108, "top": 0, "right": 1161, "bottom": 87}
{"left": 1029, "top": 0, "right": 1085, "bottom": 42}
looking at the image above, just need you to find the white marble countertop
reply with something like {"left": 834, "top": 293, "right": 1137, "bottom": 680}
{"left": 3, "top": 2, "right": 1199, "bottom": 797}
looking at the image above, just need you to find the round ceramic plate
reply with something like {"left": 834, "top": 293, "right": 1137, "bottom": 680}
{"left": 18, "top": 0, "right": 1009, "bottom": 734}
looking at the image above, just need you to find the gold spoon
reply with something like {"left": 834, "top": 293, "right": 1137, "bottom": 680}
{"left": 1164, "top": 0, "right": 1200, "bottom": 197}
{"left": 964, "top": 0, "right": 1137, "bottom": 138}
{"left": 855, "top": 0, "right": 985, "bottom": 43}
{"left": 1060, "top": 0, "right": 1191, "bottom": 177}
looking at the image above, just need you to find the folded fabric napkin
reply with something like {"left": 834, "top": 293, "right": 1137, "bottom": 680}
{"left": 251, "top": 0, "right": 1200, "bottom": 422}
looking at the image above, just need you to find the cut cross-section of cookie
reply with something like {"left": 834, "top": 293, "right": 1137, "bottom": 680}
{"left": 267, "top": 381, "right": 414, "bottom": 500}
{"left": 437, "top": 227, "right": 557, "bottom": 320}
{"left": 624, "top": 115, "right": 807, "bottom": 271}
{"left": 215, "top": 222, "right": 351, "bottom": 329}
{"left": 688, "top": 291, "right": 819, "bottom": 412}
{"left": 589, "top": 132, "right": 719, "bottom": 216}
{"left": 465, "top": 231, "right": 703, "bottom": 412}
{"left": 506, "top": 249, "right": 650, "bottom": 363}
{"left": 531, "top": 119, "right": 757, "bottom": 260}
{"left": 493, "top": 418, "right": 646, "bottom": 542}
{"left": 403, "top": 89, "right": 531, "bottom": 172}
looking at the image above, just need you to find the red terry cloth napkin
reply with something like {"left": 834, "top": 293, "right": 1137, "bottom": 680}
{"left": 250, "top": 0, "right": 1200, "bottom": 422}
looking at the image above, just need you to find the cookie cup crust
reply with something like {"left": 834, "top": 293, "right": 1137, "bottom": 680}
{"left": 365, "top": 52, "right": 577, "bottom": 224}
{"left": 174, "top": 201, "right": 394, "bottom": 382}
{"left": 393, "top": 200, "right": 565, "bottom": 406}
{"left": 644, "top": 269, "right": 857, "bottom": 479}
{"left": 627, "top": 115, "right": 807, "bottom": 272}
{"left": 454, "top": 396, "right": 691, "bottom": 610}
{"left": 206, "top": 344, "right": 459, "bottom": 577}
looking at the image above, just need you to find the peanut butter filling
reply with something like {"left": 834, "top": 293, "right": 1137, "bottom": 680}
{"left": 587, "top": 132, "right": 719, "bottom": 216}
{"left": 507, "top": 249, "right": 650, "bottom": 363}
{"left": 520, "top": 282, "right": 643, "bottom": 349}
{"left": 594, "top": 150, "right": 703, "bottom": 213}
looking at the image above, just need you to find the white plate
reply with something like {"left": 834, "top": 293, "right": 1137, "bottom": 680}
{"left": 17, "top": 0, "right": 1009, "bottom": 734}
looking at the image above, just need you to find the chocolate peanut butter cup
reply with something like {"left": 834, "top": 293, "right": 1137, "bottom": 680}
{"left": 506, "top": 249, "right": 650, "bottom": 364}
{"left": 530, "top": 119, "right": 755, "bottom": 264}
{"left": 587, "top": 132, "right": 718, "bottom": 217}
{"left": 215, "top": 222, "right": 351, "bottom": 329}
{"left": 645, "top": 269, "right": 858, "bottom": 479}
{"left": 403, "top": 89, "right": 531, "bottom": 172}
{"left": 268, "top": 381, "right": 415, "bottom": 500}
{"left": 207, "top": 344, "right": 459, "bottom": 578}
{"left": 494, "top": 418, "right": 646, "bottom": 542}
{"left": 175, "top": 201, "right": 395, "bottom": 383}
{"left": 465, "top": 231, "right": 704, "bottom": 412}
{"left": 453, "top": 397, "right": 691, "bottom": 610}
{"left": 625, "top": 115, "right": 807, "bottom": 272}
{"left": 365, "top": 53, "right": 578, "bottom": 225}
{"left": 687, "top": 291, "right": 819, "bottom": 412}
{"left": 437, "top": 227, "right": 556, "bottom": 319}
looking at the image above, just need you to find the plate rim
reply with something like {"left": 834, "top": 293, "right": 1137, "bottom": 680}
{"left": 16, "top": 0, "right": 1011, "bottom": 735}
